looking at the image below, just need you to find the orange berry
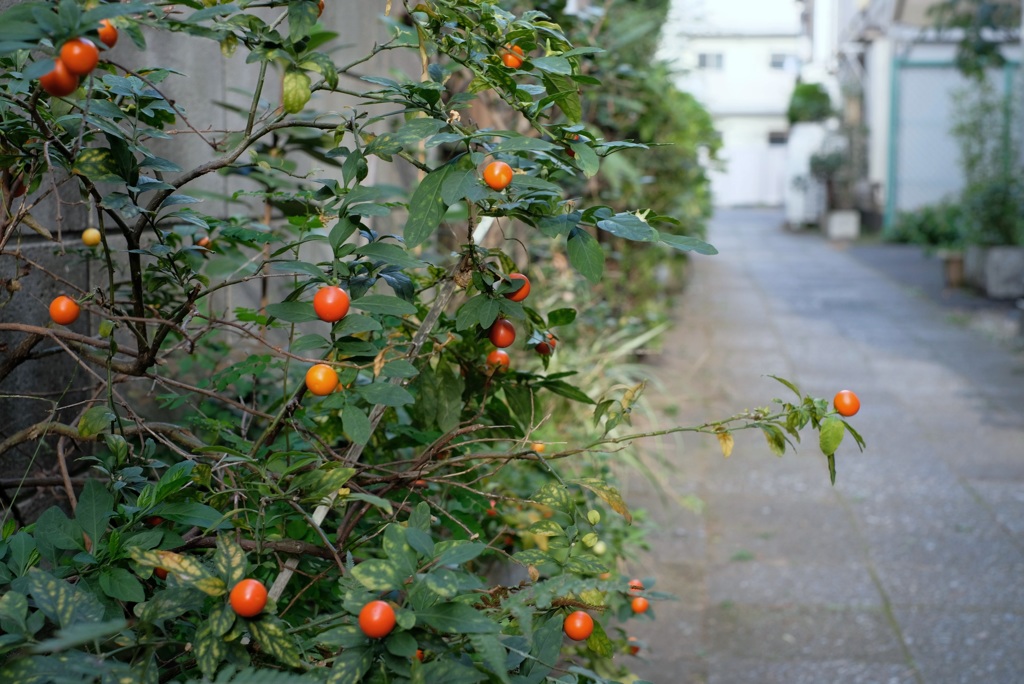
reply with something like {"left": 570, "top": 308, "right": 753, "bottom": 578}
{"left": 49, "top": 295, "right": 80, "bottom": 326}
{"left": 229, "top": 578, "right": 268, "bottom": 618}
{"left": 486, "top": 349, "right": 510, "bottom": 371}
{"left": 60, "top": 38, "right": 100, "bottom": 76}
{"left": 504, "top": 273, "right": 530, "bottom": 302}
{"left": 488, "top": 319, "right": 515, "bottom": 348}
{"left": 563, "top": 610, "right": 594, "bottom": 641}
{"left": 358, "top": 600, "right": 396, "bottom": 639}
{"left": 313, "top": 285, "right": 350, "bottom": 322}
{"left": 39, "top": 59, "right": 79, "bottom": 97}
{"left": 305, "top": 363, "right": 339, "bottom": 396}
{"left": 98, "top": 19, "right": 119, "bottom": 48}
{"left": 631, "top": 596, "right": 649, "bottom": 614}
{"left": 483, "top": 160, "right": 513, "bottom": 191}
{"left": 833, "top": 389, "right": 860, "bottom": 417}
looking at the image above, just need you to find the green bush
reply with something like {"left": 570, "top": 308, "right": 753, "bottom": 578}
{"left": 0, "top": 1, "right": 862, "bottom": 682}
{"left": 786, "top": 83, "right": 832, "bottom": 124}
{"left": 886, "top": 201, "right": 968, "bottom": 249}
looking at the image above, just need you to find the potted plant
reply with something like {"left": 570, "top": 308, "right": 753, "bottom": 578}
{"left": 961, "top": 176, "right": 1024, "bottom": 297}
{"left": 811, "top": 146, "right": 859, "bottom": 240}
{"left": 887, "top": 201, "right": 968, "bottom": 287}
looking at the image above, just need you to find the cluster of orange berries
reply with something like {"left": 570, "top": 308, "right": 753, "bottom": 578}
{"left": 561, "top": 578, "right": 651, "bottom": 643}
{"left": 40, "top": 20, "right": 118, "bottom": 97}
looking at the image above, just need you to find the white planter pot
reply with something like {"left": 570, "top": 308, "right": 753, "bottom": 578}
{"left": 826, "top": 210, "right": 860, "bottom": 240}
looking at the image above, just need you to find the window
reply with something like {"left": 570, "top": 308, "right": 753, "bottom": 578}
{"left": 697, "top": 53, "right": 723, "bottom": 70}
{"left": 770, "top": 53, "right": 791, "bottom": 70}
{"left": 768, "top": 131, "right": 788, "bottom": 145}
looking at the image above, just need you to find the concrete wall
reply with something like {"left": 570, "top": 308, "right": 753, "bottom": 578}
{"left": 0, "top": 2, "right": 418, "bottom": 520}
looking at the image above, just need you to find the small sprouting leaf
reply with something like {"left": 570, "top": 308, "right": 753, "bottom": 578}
{"left": 717, "top": 431, "right": 734, "bottom": 458}
{"left": 819, "top": 416, "right": 845, "bottom": 456}
{"left": 78, "top": 405, "right": 115, "bottom": 438}
{"left": 249, "top": 616, "right": 303, "bottom": 667}
{"left": 768, "top": 375, "right": 801, "bottom": 397}
{"left": 351, "top": 559, "right": 404, "bottom": 591}
{"left": 572, "top": 478, "right": 633, "bottom": 524}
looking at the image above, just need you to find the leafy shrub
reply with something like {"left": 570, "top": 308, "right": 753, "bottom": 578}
{"left": 786, "top": 82, "right": 832, "bottom": 124}
{"left": 886, "top": 201, "right": 968, "bottom": 249}
{"left": 962, "top": 176, "right": 1024, "bottom": 246}
{"left": 0, "top": 1, "right": 862, "bottom": 682}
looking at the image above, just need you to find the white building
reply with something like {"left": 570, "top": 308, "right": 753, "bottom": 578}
{"left": 660, "top": 0, "right": 809, "bottom": 207}
{"left": 817, "top": 0, "right": 1020, "bottom": 225}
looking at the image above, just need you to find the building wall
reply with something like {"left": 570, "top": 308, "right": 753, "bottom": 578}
{"left": 711, "top": 116, "right": 791, "bottom": 206}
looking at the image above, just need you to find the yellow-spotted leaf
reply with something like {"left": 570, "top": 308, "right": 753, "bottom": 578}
{"left": 249, "top": 616, "right": 303, "bottom": 667}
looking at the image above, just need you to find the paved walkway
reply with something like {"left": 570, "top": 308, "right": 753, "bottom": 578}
{"left": 621, "top": 208, "right": 1024, "bottom": 684}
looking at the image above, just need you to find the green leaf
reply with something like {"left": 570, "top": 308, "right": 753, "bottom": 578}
{"left": 570, "top": 141, "right": 600, "bottom": 177}
{"left": 586, "top": 618, "right": 614, "bottom": 658}
{"left": 282, "top": 70, "right": 312, "bottom": 114}
{"left": 470, "top": 633, "right": 511, "bottom": 683}
{"left": 386, "top": 630, "right": 418, "bottom": 658}
{"left": 455, "top": 295, "right": 500, "bottom": 331}
{"left": 540, "top": 378, "right": 594, "bottom": 404}
{"left": 287, "top": 0, "right": 318, "bottom": 42}
{"left": 660, "top": 232, "right": 718, "bottom": 255}
{"left": 354, "top": 242, "right": 426, "bottom": 269}
{"left": 352, "top": 294, "right": 417, "bottom": 316}
{"left": 827, "top": 452, "right": 837, "bottom": 485}
{"left": 327, "top": 645, "right": 373, "bottom": 684}
{"left": 214, "top": 536, "right": 247, "bottom": 588}
{"left": 290, "top": 466, "right": 357, "bottom": 502}
{"left": 76, "top": 480, "right": 113, "bottom": 547}
{"left": 422, "top": 568, "right": 461, "bottom": 598}
{"left": 442, "top": 168, "right": 490, "bottom": 204}
{"left": 0, "top": 592, "right": 28, "bottom": 633}
{"left": 383, "top": 524, "right": 417, "bottom": 578}
{"left": 78, "top": 405, "right": 115, "bottom": 438}
{"left": 155, "top": 460, "right": 194, "bottom": 502}
{"left": 531, "top": 56, "right": 573, "bottom": 75}
{"left": 31, "top": 619, "right": 127, "bottom": 654}
{"left": 99, "top": 568, "right": 145, "bottom": 603}
{"left": 492, "top": 137, "right": 558, "bottom": 153}
{"left": 547, "top": 308, "right": 576, "bottom": 327}
{"left": 597, "top": 212, "right": 659, "bottom": 242}
{"left": 194, "top": 622, "right": 226, "bottom": 679}
{"left": 762, "top": 424, "right": 788, "bottom": 456}
{"left": 417, "top": 602, "right": 498, "bottom": 634}
{"left": 346, "top": 492, "right": 393, "bottom": 515}
{"left": 382, "top": 359, "right": 419, "bottom": 379}
{"left": 542, "top": 73, "right": 582, "bottom": 122}
{"left": 420, "top": 658, "right": 488, "bottom": 684}
{"left": 405, "top": 164, "right": 454, "bottom": 247}
{"left": 266, "top": 301, "right": 319, "bottom": 323}
{"left": 768, "top": 374, "right": 802, "bottom": 397}
{"left": 139, "top": 587, "right": 204, "bottom": 622}
{"left": 292, "top": 334, "right": 331, "bottom": 353}
{"left": 335, "top": 314, "right": 383, "bottom": 336}
{"left": 343, "top": 408, "right": 372, "bottom": 445}
{"left": 72, "top": 148, "right": 122, "bottom": 183}
{"left": 207, "top": 603, "right": 235, "bottom": 637}
{"left": 435, "top": 541, "right": 486, "bottom": 567}
{"left": 405, "top": 527, "right": 434, "bottom": 557}
{"left": 156, "top": 502, "right": 227, "bottom": 530}
{"left": 25, "top": 568, "right": 104, "bottom": 629}
{"left": 533, "top": 483, "right": 573, "bottom": 514}
{"left": 567, "top": 227, "right": 604, "bottom": 283}
{"left": 819, "top": 416, "right": 845, "bottom": 456}
{"left": 355, "top": 382, "right": 414, "bottom": 407}
{"left": 249, "top": 616, "right": 303, "bottom": 668}
{"left": 351, "top": 559, "right": 404, "bottom": 591}
{"left": 572, "top": 478, "right": 632, "bottom": 524}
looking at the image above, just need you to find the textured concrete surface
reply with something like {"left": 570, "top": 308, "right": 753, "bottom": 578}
{"left": 619, "top": 208, "right": 1024, "bottom": 683}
